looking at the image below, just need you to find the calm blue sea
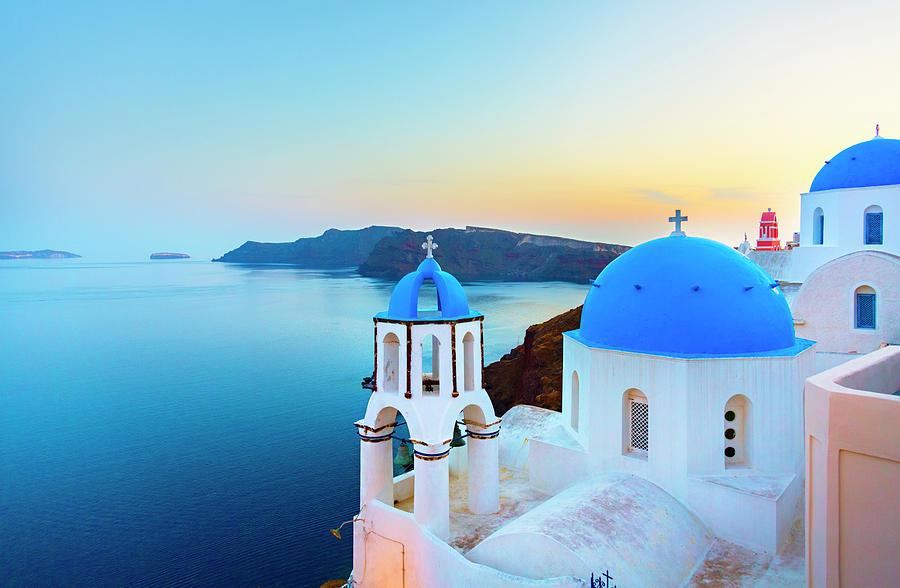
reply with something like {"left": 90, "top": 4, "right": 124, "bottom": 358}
{"left": 0, "top": 260, "right": 588, "bottom": 587}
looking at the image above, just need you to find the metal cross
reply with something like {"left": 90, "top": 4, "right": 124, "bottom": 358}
{"left": 422, "top": 235, "right": 438, "bottom": 258}
{"left": 669, "top": 209, "right": 688, "bottom": 236}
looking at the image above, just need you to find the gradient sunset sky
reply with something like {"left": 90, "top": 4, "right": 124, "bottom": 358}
{"left": 3, "top": 1, "right": 899, "bottom": 259}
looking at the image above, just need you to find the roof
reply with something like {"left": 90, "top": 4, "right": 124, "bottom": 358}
{"left": 379, "top": 257, "right": 476, "bottom": 321}
{"left": 575, "top": 235, "right": 798, "bottom": 356}
{"left": 810, "top": 137, "right": 900, "bottom": 192}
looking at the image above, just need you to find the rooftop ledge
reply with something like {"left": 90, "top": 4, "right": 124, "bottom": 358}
{"left": 564, "top": 330, "right": 816, "bottom": 360}
{"left": 374, "top": 310, "right": 483, "bottom": 323}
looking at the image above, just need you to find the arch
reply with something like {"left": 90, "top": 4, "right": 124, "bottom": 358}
{"left": 570, "top": 371, "right": 580, "bottom": 431}
{"left": 622, "top": 388, "right": 649, "bottom": 458}
{"left": 812, "top": 207, "right": 824, "bottom": 245}
{"left": 382, "top": 332, "right": 400, "bottom": 393}
{"left": 855, "top": 285, "right": 876, "bottom": 329}
{"left": 724, "top": 394, "right": 752, "bottom": 468}
{"left": 864, "top": 204, "right": 883, "bottom": 245}
{"left": 421, "top": 334, "right": 440, "bottom": 396}
{"left": 463, "top": 332, "right": 476, "bottom": 392}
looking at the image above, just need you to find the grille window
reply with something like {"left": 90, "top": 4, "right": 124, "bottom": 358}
{"left": 865, "top": 212, "right": 883, "bottom": 245}
{"left": 629, "top": 397, "right": 649, "bottom": 454}
{"left": 856, "top": 293, "right": 876, "bottom": 329}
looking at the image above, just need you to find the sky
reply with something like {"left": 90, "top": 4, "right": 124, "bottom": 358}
{"left": 2, "top": 1, "right": 899, "bottom": 260}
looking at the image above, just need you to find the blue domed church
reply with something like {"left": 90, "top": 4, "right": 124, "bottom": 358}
{"left": 353, "top": 221, "right": 818, "bottom": 588}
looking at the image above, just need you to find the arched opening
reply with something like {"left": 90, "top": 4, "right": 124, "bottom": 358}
{"left": 570, "top": 371, "right": 580, "bottom": 431}
{"left": 416, "top": 280, "right": 440, "bottom": 318}
{"left": 813, "top": 207, "right": 824, "bottom": 245}
{"left": 865, "top": 205, "right": 883, "bottom": 245}
{"left": 623, "top": 388, "right": 648, "bottom": 458}
{"left": 463, "top": 332, "right": 475, "bottom": 392}
{"left": 382, "top": 332, "right": 400, "bottom": 393}
{"left": 421, "top": 335, "right": 440, "bottom": 395}
{"left": 855, "top": 285, "right": 876, "bottom": 329}
{"left": 724, "top": 395, "right": 752, "bottom": 468}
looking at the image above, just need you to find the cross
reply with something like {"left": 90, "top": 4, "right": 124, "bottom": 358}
{"left": 422, "top": 235, "right": 438, "bottom": 258}
{"left": 669, "top": 209, "right": 688, "bottom": 236}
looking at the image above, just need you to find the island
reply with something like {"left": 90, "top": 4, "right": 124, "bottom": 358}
{"left": 214, "top": 225, "right": 629, "bottom": 283}
{"left": 150, "top": 252, "right": 190, "bottom": 260}
{"left": 213, "top": 225, "right": 402, "bottom": 266}
{"left": 0, "top": 250, "right": 81, "bottom": 259}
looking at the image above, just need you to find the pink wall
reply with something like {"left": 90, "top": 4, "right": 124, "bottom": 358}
{"left": 805, "top": 346, "right": 900, "bottom": 587}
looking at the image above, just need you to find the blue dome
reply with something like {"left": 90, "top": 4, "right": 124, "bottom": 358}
{"left": 382, "top": 257, "right": 472, "bottom": 320}
{"left": 810, "top": 137, "right": 900, "bottom": 192}
{"left": 575, "top": 236, "right": 797, "bottom": 356}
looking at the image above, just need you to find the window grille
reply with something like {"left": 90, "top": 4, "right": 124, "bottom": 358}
{"left": 865, "top": 212, "right": 883, "bottom": 245}
{"left": 856, "top": 293, "right": 876, "bottom": 329}
{"left": 629, "top": 398, "right": 649, "bottom": 454}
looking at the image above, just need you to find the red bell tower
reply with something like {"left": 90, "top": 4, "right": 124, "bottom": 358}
{"left": 755, "top": 208, "right": 781, "bottom": 251}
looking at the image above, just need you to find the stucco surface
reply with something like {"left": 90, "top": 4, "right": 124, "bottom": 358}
{"left": 467, "top": 473, "right": 712, "bottom": 587}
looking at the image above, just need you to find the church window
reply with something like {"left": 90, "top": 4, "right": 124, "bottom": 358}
{"left": 812, "top": 207, "right": 824, "bottom": 245}
{"left": 382, "top": 333, "right": 400, "bottom": 393}
{"left": 570, "top": 371, "right": 580, "bottom": 431}
{"left": 463, "top": 332, "right": 475, "bottom": 392}
{"left": 855, "top": 286, "right": 876, "bottom": 329}
{"left": 625, "top": 389, "right": 648, "bottom": 456}
{"left": 864, "top": 205, "right": 883, "bottom": 245}
{"left": 724, "top": 395, "right": 751, "bottom": 468}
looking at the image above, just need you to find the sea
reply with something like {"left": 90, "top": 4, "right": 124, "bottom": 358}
{"left": 0, "top": 260, "right": 589, "bottom": 587}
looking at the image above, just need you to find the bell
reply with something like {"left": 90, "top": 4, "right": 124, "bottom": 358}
{"left": 450, "top": 422, "right": 466, "bottom": 448}
{"left": 394, "top": 440, "right": 413, "bottom": 467}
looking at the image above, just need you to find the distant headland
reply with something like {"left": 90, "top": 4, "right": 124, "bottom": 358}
{"left": 150, "top": 252, "right": 190, "bottom": 260}
{"left": 0, "top": 249, "right": 81, "bottom": 259}
{"left": 213, "top": 225, "right": 629, "bottom": 283}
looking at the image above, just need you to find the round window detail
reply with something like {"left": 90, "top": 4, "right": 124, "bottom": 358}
{"left": 724, "top": 446, "right": 736, "bottom": 458}
{"left": 725, "top": 410, "right": 736, "bottom": 422}
{"left": 725, "top": 428, "right": 736, "bottom": 440}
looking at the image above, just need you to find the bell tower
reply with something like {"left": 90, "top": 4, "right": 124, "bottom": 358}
{"left": 354, "top": 236, "right": 500, "bottom": 561}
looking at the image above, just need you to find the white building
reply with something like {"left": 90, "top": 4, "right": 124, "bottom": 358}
{"left": 791, "top": 130, "right": 899, "bottom": 283}
{"left": 350, "top": 227, "right": 816, "bottom": 587}
{"left": 748, "top": 130, "right": 900, "bottom": 368}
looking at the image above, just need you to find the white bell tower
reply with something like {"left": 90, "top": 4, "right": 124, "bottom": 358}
{"left": 354, "top": 236, "right": 500, "bottom": 558}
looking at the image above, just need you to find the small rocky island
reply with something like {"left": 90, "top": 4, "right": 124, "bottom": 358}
{"left": 0, "top": 249, "right": 81, "bottom": 259}
{"left": 150, "top": 252, "right": 190, "bottom": 260}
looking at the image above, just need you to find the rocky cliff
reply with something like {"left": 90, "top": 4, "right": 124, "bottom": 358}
{"left": 483, "top": 305, "right": 583, "bottom": 415}
{"left": 358, "top": 227, "right": 628, "bottom": 283}
{"left": 212, "top": 225, "right": 402, "bottom": 266}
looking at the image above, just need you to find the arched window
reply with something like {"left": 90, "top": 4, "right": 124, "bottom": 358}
{"left": 623, "top": 389, "right": 648, "bottom": 457}
{"left": 570, "top": 371, "right": 580, "bottom": 431}
{"left": 724, "top": 395, "right": 752, "bottom": 468}
{"left": 463, "top": 332, "right": 475, "bottom": 392}
{"left": 864, "top": 205, "right": 883, "bottom": 245}
{"left": 855, "top": 285, "right": 876, "bottom": 329}
{"left": 382, "top": 333, "right": 400, "bottom": 393}
{"left": 812, "top": 207, "right": 824, "bottom": 245}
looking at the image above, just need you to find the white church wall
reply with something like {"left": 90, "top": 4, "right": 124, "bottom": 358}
{"left": 454, "top": 321, "right": 483, "bottom": 393}
{"left": 793, "top": 251, "right": 900, "bottom": 358}
{"left": 584, "top": 347, "right": 691, "bottom": 500}
{"left": 794, "top": 184, "right": 899, "bottom": 282}
{"left": 562, "top": 336, "right": 591, "bottom": 450}
{"left": 684, "top": 351, "right": 815, "bottom": 478}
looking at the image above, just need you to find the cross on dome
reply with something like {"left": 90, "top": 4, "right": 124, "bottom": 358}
{"left": 422, "top": 235, "right": 438, "bottom": 258}
{"left": 669, "top": 209, "right": 688, "bottom": 236}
